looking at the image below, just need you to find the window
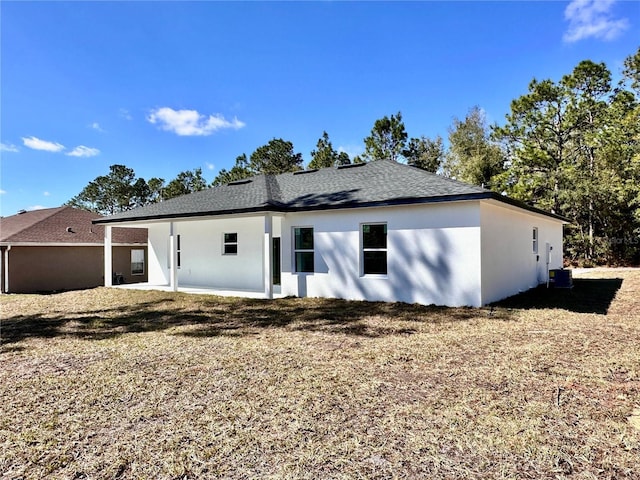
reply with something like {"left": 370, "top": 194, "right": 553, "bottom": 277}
{"left": 532, "top": 227, "right": 538, "bottom": 254}
{"left": 362, "top": 223, "right": 387, "bottom": 275}
{"left": 293, "top": 227, "right": 314, "bottom": 273}
{"left": 131, "top": 249, "right": 145, "bottom": 275}
{"left": 169, "top": 234, "right": 181, "bottom": 269}
{"left": 223, "top": 233, "right": 238, "bottom": 255}
{"left": 177, "top": 234, "right": 181, "bottom": 268}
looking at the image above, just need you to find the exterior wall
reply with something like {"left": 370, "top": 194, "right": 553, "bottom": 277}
{"left": 113, "top": 246, "right": 149, "bottom": 284}
{"left": 120, "top": 200, "right": 563, "bottom": 307}
{"left": 480, "top": 201, "right": 564, "bottom": 305}
{"left": 145, "top": 216, "right": 279, "bottom": 292}
{"left": 280, "top": 202, "right": 483, "bottom": 307}
{"left": 147, "top": 223, "right": 171, "bottom": 285}
{"left": 176, "top": 217, "right": 268, "bottom": 290}
{"left": 3, "top": 245, "right": 147, "bottom": 293}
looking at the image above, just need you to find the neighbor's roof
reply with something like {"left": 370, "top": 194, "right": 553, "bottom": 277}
{"left": 0, "top": 206, "right": 147, "bottom": 244}
{"left": 93, "top": 160, "right": 567, "bottom": 224}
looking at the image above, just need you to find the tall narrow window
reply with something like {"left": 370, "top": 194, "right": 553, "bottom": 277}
{"left": 293, "top": 227, "right": 314, "bottom": 273}
{"left": 362, "top": 223, "right": 387, "bottom": 275}
{"left": 532, "top": 227, "right": 538, "bottom": 254}
{"left": 223, "top": 233, "right": 238, "bottom": 255}
{"left": 131, "top": 249, "right": 145, "bottom": 275}
{"left": 177, "top": 234, "right": 181, "bottom": 268}
{"left": 168, "top": 234, "right": 181, "bottom": 269}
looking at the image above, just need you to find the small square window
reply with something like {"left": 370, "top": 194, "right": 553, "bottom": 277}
{"left": 223, "top": 232, "right": 238, "bottom": 255}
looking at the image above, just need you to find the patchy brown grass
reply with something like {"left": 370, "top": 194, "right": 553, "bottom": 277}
{"left": 1, "top": 270, "right": 639, "bottom": 479}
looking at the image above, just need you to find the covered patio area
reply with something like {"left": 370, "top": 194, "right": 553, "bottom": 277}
{"left": 102, "top": 213, "right": 284, "bottom": 300}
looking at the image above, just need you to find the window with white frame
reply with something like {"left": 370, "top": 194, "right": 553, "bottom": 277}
{"left": 131, "top": 249, "right": 145, "bottom": 275}
{"left": 293, "top": 227, "right": 314, "bottom": 273}
{"left": 362, "top": 223, "right": 387, "bottom": 275}
{"left": 532, "top": 227, "right": 538, "bottom": 254}
{"left": 223, "top": 233, "right": 238, "bottom": 255}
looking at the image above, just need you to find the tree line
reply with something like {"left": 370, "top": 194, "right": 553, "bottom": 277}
{"left": 68, "top": 47, "right": 639, "bottom": 265}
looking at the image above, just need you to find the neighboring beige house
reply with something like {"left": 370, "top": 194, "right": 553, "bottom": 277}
{"left": 0, "top": 206, "right": 147, "bottom": 293}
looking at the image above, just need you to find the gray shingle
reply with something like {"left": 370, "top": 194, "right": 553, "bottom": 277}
{"left": 94, "top": 160, "right": 564, "bottom": 224}
{"left": 276, "top": 160, "right": 486, "bottom": 209}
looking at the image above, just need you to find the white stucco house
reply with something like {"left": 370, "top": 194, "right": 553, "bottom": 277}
{"left": 93, "top": 160, "right": 567, "bottom": 307}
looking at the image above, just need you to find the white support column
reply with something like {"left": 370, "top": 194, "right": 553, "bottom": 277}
{"left": 264, "top": 214, "right": 273, "bottom": 299}
{"left": 104, "top": 226, "right": 113, "bottom": 287}
{"left": 2, "top": 246, "right": 11, "bottom": 294}
{"left": 169, "top": 222, "right": 178, "bottom": 292}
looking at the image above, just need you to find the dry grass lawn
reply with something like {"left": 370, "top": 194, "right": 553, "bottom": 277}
{"left": 1, "top": 270, "right": 639, "bottom": 479}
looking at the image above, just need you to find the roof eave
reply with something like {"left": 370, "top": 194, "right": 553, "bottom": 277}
{"left": 92, "top": 205, "right": 287, "bottom": 225}
{"left": 484, "top": 193, "right": 570, "bottom": 223}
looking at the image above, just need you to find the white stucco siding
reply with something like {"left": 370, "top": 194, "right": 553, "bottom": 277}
{"left": 280, "top": 202, "right": 483, "bottom": 307}
{"left": 174, "top": 216, "right": 268, "bottom": 291}
{"left": 146, "top": 223, "right": 170, "bottom": 285}
{"left": 480, "top": 200, "right": 564, "bottom": 305}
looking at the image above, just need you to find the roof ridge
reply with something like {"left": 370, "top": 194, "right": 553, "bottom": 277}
{"left": 1, "top": 206, "right": 66, "bottom": 242}
{"left": 265, "top": 175, "right": 284, "bottom": 206}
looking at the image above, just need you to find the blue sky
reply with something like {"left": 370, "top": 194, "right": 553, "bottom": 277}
{"left": 1, "top": 1, "right": 638, "bottom": 216}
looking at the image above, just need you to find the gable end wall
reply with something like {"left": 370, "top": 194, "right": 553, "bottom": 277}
{"left": 480, "top": 201, "right": 563, "bottom": 305}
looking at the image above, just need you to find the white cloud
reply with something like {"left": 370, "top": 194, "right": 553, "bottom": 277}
{"left": 22, "top": 136, "right": 65, "bottom": 152}
{"left": 43, "top": 191, "right": 51, "bottom": 197}
{"left": 205, "top": 162, "right": 215, "bottom": 171}
{"left": 0, "top": 189, "right": 6, "bottom": 195}
{"left": 338, "top": 144, "right": 364, "bottom": 159}
{"left": 1, "top": 142, "right": 19, "bottom": 152}
{"left": 67, "top": 145, "right": 100, "bottom": 157}
{"left": 28, "top": 205, "right": 47, "bottom": 211}
{"left": 563, "top": 0, "right": 629, "bottom": 43}
{"left": 147, "top": 107, "right": 245, "bottom": 136}
{"left": 89, "top": 122, "right": 105, "bottom": 132}
{"left": 119, "top": 108, "right": 132, "bottom": 120}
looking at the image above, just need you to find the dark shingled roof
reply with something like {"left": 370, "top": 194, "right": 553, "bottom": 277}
{"left": 94, "top": 160, "right": 566, "bottom": 224}
{"left": 1, "top": 206, "right": 147, "bottom": 244}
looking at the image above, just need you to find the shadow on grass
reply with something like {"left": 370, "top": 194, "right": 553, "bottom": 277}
{"left": 492, "top": 278, "right": 623, "bottom": 315}
{"left": 0, "top": 295, "right": 496, "bottom": 348}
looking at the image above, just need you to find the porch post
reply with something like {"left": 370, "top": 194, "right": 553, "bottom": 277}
{"left": 169, "top": 222, "right": 178, "bottom": 291}
{"left": 2, "top": 246, "right": 10, "bottom": 293}
{"left": 104, "top": 226, "right": 113, "bottom": 287}
{"left": 264, "top": 214, "right": 273, "bottom": 299}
